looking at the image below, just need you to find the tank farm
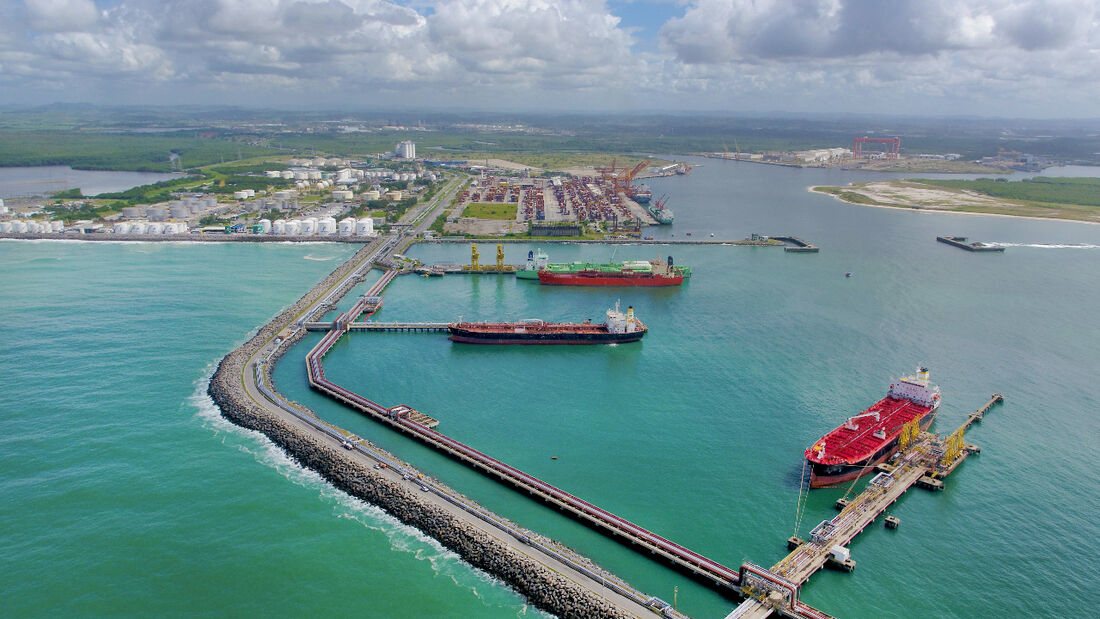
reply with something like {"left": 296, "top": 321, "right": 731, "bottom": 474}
{"left": 230, "top": 228, "right": 1003, "bottom": 619}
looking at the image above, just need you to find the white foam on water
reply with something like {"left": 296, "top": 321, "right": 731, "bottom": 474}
{"left": 303, "top": 254, "right": 336, "bottom": 261}
{"left": 188, "top": 369, "right": 544, "bottom": 615}
{"left": 989, "top": 242, "right": 1100, "bottom": 249}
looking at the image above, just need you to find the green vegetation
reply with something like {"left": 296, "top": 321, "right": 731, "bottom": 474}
{"left": 814, "top": 186, "right": 885, "bottom": 206}
{"left": 914, "top": 177, "right": 1100, "bottom": 207}
{"left": 0, "top": 130, "right": 276, "bottom": 171}
{"left": 43, "top": 201, "right": 118, "bottom": 224}
{"left": 94, "top": 174, "right": 207, "bottom": 206}
{"left": 462, "top": 202, "right": 517, "bottom": 220}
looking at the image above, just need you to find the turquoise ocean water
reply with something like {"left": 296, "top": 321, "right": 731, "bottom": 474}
{"left": 5, "top": 159, "right": 1100, "bottom": 617}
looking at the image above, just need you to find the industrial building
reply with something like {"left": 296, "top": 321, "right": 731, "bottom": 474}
{"left": 395, "top": 140, "right": 416, "bottom": 159}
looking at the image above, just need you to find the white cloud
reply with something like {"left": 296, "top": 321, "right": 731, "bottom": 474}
{"left": 0, "top": 0, "right": 1096, "bottom": 115}
{"left": 24, "top": 0, "right": 100, "bottom": 32}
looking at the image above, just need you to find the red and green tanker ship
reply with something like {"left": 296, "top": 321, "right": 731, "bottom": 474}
{"left": 805, "top": 368, "right": 941, "bottom": 488}
{"left": 538, "top": 256, "right": 685, "bottom": 287}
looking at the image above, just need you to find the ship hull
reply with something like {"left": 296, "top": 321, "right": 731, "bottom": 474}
{"left": 808, "top": 408, "right": 936, "bottom": 488}
{"left": 449, "top": 327, "right": 645, "bottom": 345}
{"left": 538, "top": 271, "right": 683, "bottom": 287}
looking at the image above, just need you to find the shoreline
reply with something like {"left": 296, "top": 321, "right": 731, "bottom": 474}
{"left": 807, "top": 185, "right": 1100, "bottom": 226}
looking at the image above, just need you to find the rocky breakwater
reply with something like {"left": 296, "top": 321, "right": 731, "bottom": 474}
{"left": 208, "top": 244, "right": 634, "bottom": 618}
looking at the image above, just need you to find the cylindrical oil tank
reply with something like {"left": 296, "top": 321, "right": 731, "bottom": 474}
{"left": 146, "top": 207, "right": 168, "bottom": 221}
{"left": 301, "top": 218, "right": 317, "bottom": 235}
{"left": 258, "top": 218, "right": 271, "bottom": 234}
{"left": 355, "top": 219, "right": 374, "bottom": 236}
{"left": 121, "top": 206, "right": 145, "bottom": 219}
{"left": 0, "top": 221, "right": 12, "bottom": 233}
{"left": 272, "top": 219, "right": 286, "bottom": 235}
{"left": 146, "top": 222, "right": 164, "bottom": 234}
{"left": 129, "top": 222, "right": 146, "bottom": 235}
{"left": 170, "top": 204, "right": 190, "bottom": 219}
{"left": 338, "top": 218, "right": 356, "bottom": 235}
{"left": 317, "top": 217, "right": 337, "bottom": 235}
{"left": 284, "top": 220, "right": 302, "bottom": 235}
{"left": 51, "top": 220, "right": 64, "bottom": 232}
{"left": 113, "top": 222, "right": 132, "bottom": 234}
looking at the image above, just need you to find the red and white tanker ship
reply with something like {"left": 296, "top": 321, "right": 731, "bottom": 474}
{"left": 805, "top": 368, "right": 941, "bottom": 488}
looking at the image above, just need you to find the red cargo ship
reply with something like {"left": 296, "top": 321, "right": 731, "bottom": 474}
{"left": 805, "top": 368, "right": 941, "bottom": 488}
{"left": 449, "top": 303, "right": 646, "bottom": 344}
{"left": 538, "top": 256, "right": 684, "bottom": 287}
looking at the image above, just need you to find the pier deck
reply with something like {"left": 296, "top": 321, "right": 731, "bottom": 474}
{"left": 768, "top": 236, "right": 820, "bottom": 253}
{"left": 937, "top": 235, "right": 1005, "bottom": 252}
{"left": 305, "top": 321, "right": 451, "bottom": 332}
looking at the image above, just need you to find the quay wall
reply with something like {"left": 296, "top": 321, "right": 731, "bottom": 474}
{"left": 206, "top": 242, "right": 630, "bottom": 618}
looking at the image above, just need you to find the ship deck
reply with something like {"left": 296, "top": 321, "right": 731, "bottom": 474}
{"left": 807, "top": 397, "right": 932, "bottom": 465}
{"left": 453, "top": 322, "right": 614, "bottom": 335}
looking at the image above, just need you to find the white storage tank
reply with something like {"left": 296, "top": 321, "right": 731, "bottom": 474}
{"left": 204, "top": 197, "right": 217, "bottom": 208}
{"left": 233, "top": 190, "right": 249, "bottom": 199}
{"left": 113, "top": 222, "right": 131, "bottom": 234}
{"left": 0, "top": 221, "right": 12, "bottom": 233}
{"left": 307, "top": 170, "right": 322, "bottom": 180}
{"left": 146, "top": 222, "right": 164, "bottom": 234}
{"left": 280, "top": 170, "right": 294, "bottom": 179}
{"left": 338, "top": 218, "right": 356, "bottom": 236}
{"left": 332, "top": 189, "right": 354, "bottom": 201}
{"left": 272, "top": 219, "right": 287, "bottom": 235}
{"left": 146, "top": 207, "right": 168, "bottom": 221}
{"left": 130, "top": 222, "right": 147, "bottom": 235}
{"left": 23, "top": 222, "right": 39, "bottom": 233}
{"left": 300, "top": 218, "right": 318, "bottom": 235}
{"left": 121, "top": 206, "right": 145, "bottom": 219}
{"left": 355, "top": 218, "right": 374, "bottom": 236}
{"left": 363, "top": 190, "right": 381, "bottom": 200}
{"left": 317, "top": 217, "right": 337, "bottom": 235}
{"left": 258, "top": 218, "right": 272, "bottom": 234}
{"left": 284, "top": 220, "right": 302, "bottom": 235}
{"left": 265, "top": 170, "right": 281, "bottom": 178}
{"left": 170, "top": 204, "right": 190, "bottom": 219}
{"left": 51, "top": 220, "right": 64, "bottom": 232}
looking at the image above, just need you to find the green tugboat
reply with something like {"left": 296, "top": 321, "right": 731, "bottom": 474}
{"left": 516, "top": 249, "right": 691, "bottom": 280}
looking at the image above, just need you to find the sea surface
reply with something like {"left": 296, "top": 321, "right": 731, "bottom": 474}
{"left": 4, "top": 159, "right": 1100, "bottom": 617}
{"left": 0, "top": 166, "right": 183, "bottom": 198}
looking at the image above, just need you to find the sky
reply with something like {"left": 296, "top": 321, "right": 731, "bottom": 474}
{"left": 1, "top": 0, "right": 1098, "bottom": 117}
